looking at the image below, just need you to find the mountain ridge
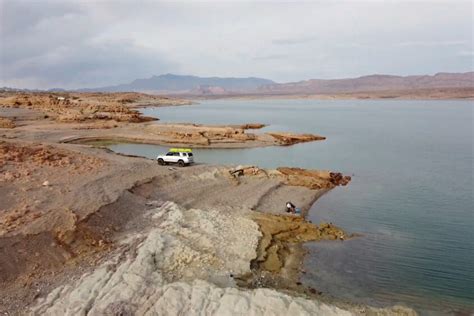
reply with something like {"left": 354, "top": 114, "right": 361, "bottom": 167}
{"left": 5, "top": 72, "right": 473, "bottom": 96}
{"left": 258, "top": 72, "right": 474, "bottom": 95}
{"left": 79, "top": 73, "right": 275, "bottom": 93}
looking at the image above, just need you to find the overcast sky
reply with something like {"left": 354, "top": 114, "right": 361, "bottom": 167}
{"left": 0, "top": 0, "right": 472, "bottom": 89}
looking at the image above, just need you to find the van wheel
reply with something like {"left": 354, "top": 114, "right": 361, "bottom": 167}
{"left": 158, "top": 158, "right": 164, "bottom": 165}
{"left": 178, "top": 160, "right": 185, "bottom": 167}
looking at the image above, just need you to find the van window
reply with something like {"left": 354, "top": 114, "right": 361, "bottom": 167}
{"left": 188, "top": 153, "right": 193, "bottom": 157}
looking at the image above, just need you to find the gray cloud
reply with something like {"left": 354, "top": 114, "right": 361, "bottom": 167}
{"left": 253, "top": 54, "right": 289, "bottom": 61}
{"left": 0, "top": 0, "right": 177, "bottom": 88}
{"left": 0, "top": 0, "right": 82, "bottom": 36}
{"left": 457, "top": 50, "right": 474, "bottom": 57}
{"left": 0, "top": 0, "right": 472, "bottom": 89}
{"left": 272, "top": 36, "right": 317, "bottom": 45}
{"left": 396, "top": 40, "right": 469, "bottom": 47}
{"left": 3, "top": 39, "right": 177, "bottom": 88}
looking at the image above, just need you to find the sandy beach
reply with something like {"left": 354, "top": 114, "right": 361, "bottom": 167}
{"left": 0, "top": 92, "right": 416, "bottom": 315}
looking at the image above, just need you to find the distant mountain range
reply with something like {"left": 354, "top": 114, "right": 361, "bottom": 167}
{"left": 3, "top": 72, "right": 472, "bottom": 96}
{"left": 258, "top": 72, "right": 474, "bottom": 95}
{"left": 78, "top": 74, "right": 275, "bottom": 94}
{"left": 76, "top": 72, "right": 473, "bottom": 96}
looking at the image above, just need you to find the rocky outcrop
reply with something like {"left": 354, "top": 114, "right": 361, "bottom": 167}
{"left": 267, "top": 132, "right": 326, "bottom": 145}
{"left": 250, "top": 213, "right": 346, "bottom": 273}
{"left": 276, "top": 167, "right": 351, "bottom": 189}
{"left": 0, "top": 92, "right": 328, "bottom": 148}
{"left": 147, "top": 124, "right": 259, "bottom": 146}
{"left": 30, "top": 202, "right": 352, "bottom": 316}
{"left": 237, "top": 123, "right": 266, "bottom": 129}
{"left": 0, "top": 92, "right": 190, "bottom": 124}
{"left": 229, "top": 166, "right": 351, "bottom": 190}
{"left": 63, "top": 121, "right": 325, "bottom": 148}
{"left": 328, "top": 172, "right": 352, "bottom": 186}
{"left": 28, "top": 201, "right": 415, "bottom": 316}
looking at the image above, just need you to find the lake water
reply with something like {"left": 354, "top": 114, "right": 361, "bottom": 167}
{"left": 110, "top": 99, "right": 473, "bottom": 314}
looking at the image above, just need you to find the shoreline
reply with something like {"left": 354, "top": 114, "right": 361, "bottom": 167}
{"left": 0, "top": 91, "right": 325, "bottom": 149}
{"left": 0, "top": 140, "right": 416, "bottom": 315}
{"left": 0, "top": 140, "right": 336, "bottom": 311}
{"left": 171, "top": 87, "right": 474, "bottom": 101}
{"left": 0, "top": 92, "right": 417, "bottom": 315}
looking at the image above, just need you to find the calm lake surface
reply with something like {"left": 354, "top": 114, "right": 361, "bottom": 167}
{"left": 110, "top": 99, "right": 473, "bottom": 314}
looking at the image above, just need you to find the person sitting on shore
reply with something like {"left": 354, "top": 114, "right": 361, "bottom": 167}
{"left": 286, "top": 201, "right": 296, "bottom": 214}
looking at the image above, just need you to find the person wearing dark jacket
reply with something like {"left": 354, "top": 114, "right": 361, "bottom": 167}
{"left": 286, "top": 201, "right": 296, "bottom": 214}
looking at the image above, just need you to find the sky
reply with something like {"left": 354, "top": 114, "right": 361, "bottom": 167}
{"left": 0, "top": 0, "right": 472, "bottom": 89}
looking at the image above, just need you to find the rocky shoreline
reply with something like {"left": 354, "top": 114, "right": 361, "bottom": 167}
{"left": 0, "top": 140, "right": 415, "bottom": 315}
{"left": 0, "top": 92, "right": 416, "bottom": 315}
{"left": 0, "top": 92, "right": 325, "bottom": 148}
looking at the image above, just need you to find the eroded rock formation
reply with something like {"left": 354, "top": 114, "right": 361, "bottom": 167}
{"left": 0, "top": 92, "right": 190, "bottom": 124}
{"left": 267, "top": 132, "right": 326, "bottom": 145}
{"left": 29, "top": 202, "right": 352, "bottom": 316}
{"left": 277, "top": 167, "right": 351, "bottom": 189}
{"left": 229, "top": 166, "right": 351, "bottom": 190}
